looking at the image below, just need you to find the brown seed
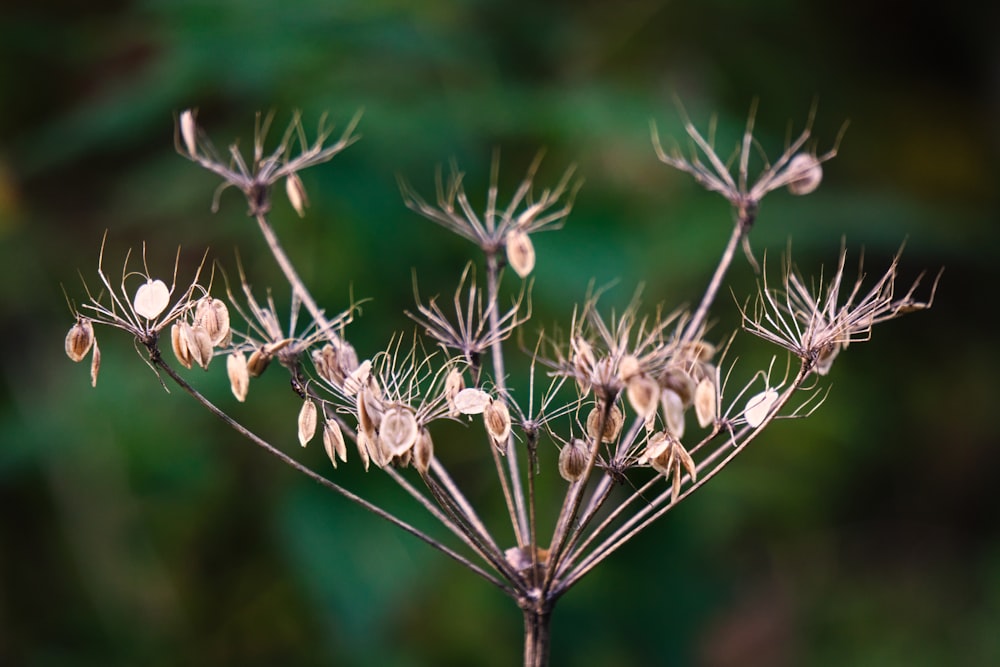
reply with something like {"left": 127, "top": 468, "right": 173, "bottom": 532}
{"left": 505, "top": 229, "right": 535, "bottom": 278}
{"left": 90, "top": 339, "right": 101, "bottom": 388}
{"left": 227, "top": 351, "right": 249, "bottom": 402}
{"left": 188, "top": 325, "right": 214, "bottom": 370}
{"left": 298, "top": 399, "right": 317, "bottom": 447}
{"left": 171, "top": 322, "right": 193, "bottom": 369}
{"left": 65, "top": 318, "right": 95, "bottom": 362}
{"left": 413, "top": 427, "right": 434, "bottom": 475}
{"left": 586, "top": 404, "right": 623, "bottom": 443}
{"left": 247, "top": 346, "right": 271, "bottom": 377}
{"left": 558, "top": 438, "right": 589, "bottom": 482}
{"left": 195, "top": 297, "right": 231, "bottom": 347}
{"left": 786, "top": 153, "right": 823, "bottom": 195}
{"left": 484, "top": 399, "right": 511, "bottom": 451}
{"left": 659, "top": 367, "right": 696, "bottom": 406}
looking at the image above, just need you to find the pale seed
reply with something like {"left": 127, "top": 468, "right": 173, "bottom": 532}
{"left": 90, "top": 339, "right": 101, "bottom": 387}
{"left": 744, "top": 388, "right": 778, "bottom": 428}
{"left": 298, "top": 399, "right": 317, "bottom": 447}
{"left": 694, "top": 377, "right": 716, "bottom": 428}
{"left": 247, "top": 346, "right": 271, "bottom": 377}
{"left": 195, "top": 297, "right": 231, "bottom": 347}
{"left": 133, "top": 278, "right": 170, "bottom": 320}
{"left": 484, "top": 399, "right": 511, "bottom": 450}
{"left": 786, "top": 153, "right": 823, "bottom": 195}
{"left": 286, "top": 172, "right": 309, "bottom": 218}
{"left": 171, "top": 322, "right": 193, "bottom": 369}
{"left": 379, "top": 405, "right": 419, "bottom": 458}
{"left": 322, "top": 419, "right": 347, "bottom": 469}
{"left": 626, "top": 374, "right": 660, "bottom": 421}
{"left": 452, "top": 388, "right": 492, "bottom": 415}
{"left": 179, "top": 109, "right": 198, "bottom": 156}
{"left": 661, "top": 388, "right": 686, "bottom": 438}
{"left": 227, "top": 351, "right": 249, "bottom": 402}
{"left": 505, "top": 229, "right": 535, "bottom": 278}
{"left": 413, "top": 427, "right": 434, "bottom": 475}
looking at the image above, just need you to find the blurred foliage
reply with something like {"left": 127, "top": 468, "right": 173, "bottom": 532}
{"left": 2, "top": 0, "right": 998, "bottom": 665}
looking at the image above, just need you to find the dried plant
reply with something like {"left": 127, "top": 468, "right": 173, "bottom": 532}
{"left": 63, "top": 102, "right": 939, "bottom": 666}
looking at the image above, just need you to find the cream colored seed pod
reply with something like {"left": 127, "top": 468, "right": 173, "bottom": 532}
{"left": 298, "top": 398, "right": 317, "bottom": 447}
{"left": 558, "top": 438, "right": 589, "bottom": 482}
{"left": 179, "top": 109, "right": 198, "bottom": 156}
{"left": 586, "top": 404, "right": 624, "bottom": 443}
{"left": 133, "top": 278, "right": 170, "bottom": 320}
{"left": 286, "top": 172, "right": 309, "bottom": 218}
{"left": 626, "top": 374, "right": 660, "bottom": 421}
{"left": 227, "top": 351, "right": 249, "bottom": 402}
{"left": 505, "top": 229, "right": 535, "bottom": 278}
{"left": 660, "top": 367, "right": 696, "bottom": 406}
{"left": 661, "top": 388, "right": 685, "bottom": 439}
{"left": 694, "top": 378, "right": 716, "bottom": 428}
{"left": 90, "top": 340, "right": 101, "bottom": 388}
{"left": 171, "top": 322, "right": 193, "bottom": 369}
{"left": 618, "top": 354, "right": 640, "bottom": 382}
{"left": 786, "top": 153, "right": 823, "bottom": 195}
{"left": 744, "top": 388, "right": 778, "bottom": 428}
{"left": 379, "top": 406, "right": 419, "bottom": 459}
{"left": 444, "top": 368, "right": 465, "bottom": 416}
{"left": 322, "top": 419, "right": 348, "bottom": 469}
{"left": 247, "top": 346, "right": 271, "bottom": 378}
{"left": 65, "top": 318, "right": 95, "bottom": 362}
{"left": 452, "top": 388, "right": 492, "bottom": 415}
{"left": 188, "top": 325, "right": 214, "bottom": 370}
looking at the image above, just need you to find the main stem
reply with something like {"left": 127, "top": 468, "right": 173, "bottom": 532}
{"left": 523, "top": 602, "right": 553, "bottom": 667}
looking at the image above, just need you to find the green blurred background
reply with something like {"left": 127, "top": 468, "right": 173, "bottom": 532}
{"left": 2, "top": 1, "right": 997, "bottom": 665}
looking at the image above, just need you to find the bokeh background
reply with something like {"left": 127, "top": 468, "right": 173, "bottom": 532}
{"left": 2, "top": 1, "right": 998, "bottom": 665}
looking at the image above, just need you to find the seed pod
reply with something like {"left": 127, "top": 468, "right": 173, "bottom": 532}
{"left": 286, "top": 172, "right": 309, "bottom": 218}
{"left": 558, "top": 438, "right": 589, "bottom": 482}
{"left": 660, "top": 367, "right": 696, "bottom": 406}
{"left": 179, "top": 109, "right": 198, "bottom": 156}
{"left": 65, "top": 318, "right": 95, "bottom": 362}
{"left": 379, "top": 405, "right": 419, "bottom": 458}
{"left": 661, "top": 388, "right": 685, "bottom": 438}
{"left": 188, "top": 325, "right": 214, "bottom": 370}
{"left": 355, "top": 430, "right": 372, "bottom": 471}
{"left": 586, "top": 404, "right": 624, "bottom": 443}
{"left": 227, "top": 351, "right": 249, "bottom": 402}
{"left": 505, "top": 229, "right": 535, "bottom": 278}
{"left": 618, "top": 354, "right": 641, "bottom": 382}
{"left": 484, "top": 399, "right": 511, "bottom": 451}
{"left": 444, "top": 368, "right": 465, "bottom": 416}
{"left": 785, "top": 153, "right": 823, "bottom": 195}
{"left": 247, "top": 346, "right": 271, "bottom": 377}
{"left": 133, "top": 278, "right": 170, "bottom": 320}
{"left": 452, "top": 388, "right": 492, "bottom": 415}
{"left": 815, "top": 342, "right": 840, "bottom": 376}
{"left": 90, "top": 339, "right": 101, "bottom": 387}
{"left": 744, "top": 388, "right": 778, "bottom": 428}
{"left": 322, "top": 419, "right": 347, "bottom": 469}
{"left": 195, "top": 297, "right": 231, "bottom": 347}
{"left": 171, "top": 322, "right": 193, "bottom": 369}
{"left": 626, "top": 374, "right": 660, "bottom": 421}
{"left": 342, "top": 359, "right": 372, "bottom": 396}
{"left": 413, "top": 427, "right": 434, "bottom": 475}
{"left": 298, "top": 399, "right": 317, "bottom": 447}
{"left": 694, "top": 377, "right": 716, "bottom": 428}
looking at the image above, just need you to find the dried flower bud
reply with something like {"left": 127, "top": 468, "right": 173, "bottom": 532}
{"left": 285, "top": 172, "right": 309, "bottom": 218}
{"left": 179, "top": 109, "right": 198, "bottom": 156}
{"left": 505, "top": 229, "right": 535, "bottom": 278}
{"left": 694, "top": 377, "right": 716, "bottom": 428}
{"left": 90, "top": 339, "right": 101, "bottom": 387}
{"left": 379, "top": 405, "right": 419, "bottom": 458}
{"left": 171, "top": 322, "right": 193, "bottom": 369}
{"left": 744, "top": 388, "right": 778, "bottom": 428}
{"left": 453, "top": 388, "right": 492, "bottom": 415}
{"left": 586, "top": 404, "right": 624, "bottom": 443}
{"left": 188, "top": 325, "right": 214, "bottom": 370}
{"left": 785, "top": 153, "right": 823, "bottom": 195}
{"left": 322, "top": 419, "right": 347, "bottom": 469}
{"left": 444, "top": 368, "right": 465, "bottom": 416}
{"left": 227, "top": 351, "right": 249, "bottom": 402}
{"left": 247, "top": 346, "right": 271, "bottom": 377}
{"left": 133, "top": 278, "right": 170, "bottom": 320}
{"left": 626, "top": 374, "right": 660, "bottom": 421}
{"left": 484, "top": 399, "right": 511, "bottom": 452}
{"left": 661, "top": 388, "right": 685, "bottom": 438}
{"left": 413, "top": 427, "right": 433, "bottom": 475}
{"left": 298, "top": 399, "right": 317, "bottom": 447}
{"left": 195, "top": 297, "right": 231, "bottom": 347}
{"left": 65, "top": 318, "right": 95, "bottom": 362}
{"left": 558, "top": 438, "right": 589, "bottom": 482}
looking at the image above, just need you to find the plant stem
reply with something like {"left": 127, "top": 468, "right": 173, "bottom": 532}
{"left": 522, "top": 602, "right": 553, "bottom": 667}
